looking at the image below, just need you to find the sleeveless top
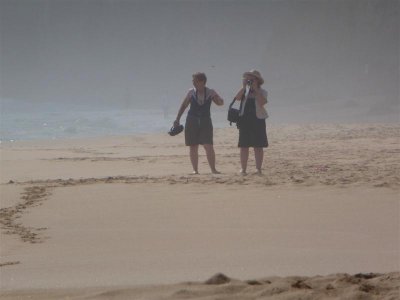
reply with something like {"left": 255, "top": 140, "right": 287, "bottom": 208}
{"left": 187, "top": 87, "right": 212, "bottom": 118}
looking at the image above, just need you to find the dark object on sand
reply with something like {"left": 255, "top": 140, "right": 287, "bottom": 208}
{"left": 168, "top": 125, "right": 184, "bottom": 136}
{"left": 292, "top": 280, "right": 312, "bottom": 289}
{"left": 205, "top": 273, "right": 231, "bottom": 285}
{"left": 354, "top": 273, "right": 381, "bottom": 280}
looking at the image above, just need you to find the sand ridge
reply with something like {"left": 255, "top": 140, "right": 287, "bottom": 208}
{"left": 0, "top": 272, "right": 399, "bottom": 299}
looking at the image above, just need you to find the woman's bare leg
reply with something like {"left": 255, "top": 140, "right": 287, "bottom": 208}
{"left": 189, "top": 145, "right": 199, "bottom": 174}
{"left": 240, "top": 147, "right": 249, "bottom": 174}
{"left": 203, "top": 144, "right": 220, "bottom": 174}
{"left": 254, "top": 147, "right": 264, "bottom": 174}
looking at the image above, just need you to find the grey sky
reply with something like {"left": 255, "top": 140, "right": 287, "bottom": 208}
{"left": 0, "top": 0, "right": 398, "bottom": 118}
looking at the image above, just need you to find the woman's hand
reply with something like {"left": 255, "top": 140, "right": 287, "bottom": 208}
{"left": 251, "top": 80, "right": 259, "bottom": 92}
{"left": 242, "top": 78, "right": 247, "bottom": 89}
{"left": 235, "top": 86, "right": 246, "bottom": 101}
{"left": 173, "top": 120, "right": 180, "bottom": 127}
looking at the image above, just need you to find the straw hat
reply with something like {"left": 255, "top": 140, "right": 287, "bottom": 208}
{"left": 243, "top": 69, "right": 264, "bottom": 85}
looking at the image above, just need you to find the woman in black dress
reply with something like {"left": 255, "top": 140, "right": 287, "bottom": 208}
{"left": 233, "top": 70, "right": 268, "bottom": 175}
{"left": 173, "top": 72, "right": 224, "bottom": 174}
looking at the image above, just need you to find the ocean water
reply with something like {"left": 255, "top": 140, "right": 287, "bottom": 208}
{"left": 0, "top": 100, "right": 230, "bottom": 142}
{"left": 1, "top": 98, "right": 398, "bottom": 142}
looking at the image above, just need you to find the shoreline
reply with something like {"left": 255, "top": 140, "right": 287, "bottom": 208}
{"left": 1, "top": 123, "right": 399, "bottom": 187}
{"left": 1, "top": 121, "right": 399, "bottom": 144}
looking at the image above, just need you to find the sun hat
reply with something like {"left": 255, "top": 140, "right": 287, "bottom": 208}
{"left": 168, "top": 124, "right": 184, "bottom": 136}
{"left": 243, "top": 69, "right": 264, "bottom": 85}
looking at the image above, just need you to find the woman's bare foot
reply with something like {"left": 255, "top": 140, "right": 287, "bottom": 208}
{"left": 211, "top": 169, "right": 221, "bottom": 174}
{"left": 189, "top": 171, "right": 199, "bottom": 175}
{"left": 240, "top": 169, "right": 247, "bottom": 175}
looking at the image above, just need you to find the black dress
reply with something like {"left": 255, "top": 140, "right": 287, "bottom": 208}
{"left": 185, "top": 88, "right": 213, "bottom": 146}
{"left": 238, "top": 97, "right": 268, "bottom": 148}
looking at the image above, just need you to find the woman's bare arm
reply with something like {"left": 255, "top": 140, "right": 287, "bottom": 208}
{"left": 174, "top": 94, "right": 190, "bottom": 126}
{"left": 211, "top": 90, "right": 224, "bottom": 106}
{"left": 234, "top": 87, "right": 246, "bottom": 101}
{"left": 254, "top": 88, "right": 267, "bottom": 106}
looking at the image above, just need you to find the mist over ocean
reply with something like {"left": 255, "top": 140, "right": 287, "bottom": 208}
{"left": 1, "top": 94, "right": 397, "bottom": 142}
{"left": 1, "top": 96, "right": 231, "bottom": 141}
{"left": 0, "top": 98, "right": 174, "bottom": 141}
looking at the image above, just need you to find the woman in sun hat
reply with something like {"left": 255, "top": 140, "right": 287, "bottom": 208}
{"left": 233, "top": 69, "right": 269, "bottom": 175}
{"left": 173, "top": 72, "right": 224, "bottom": 174}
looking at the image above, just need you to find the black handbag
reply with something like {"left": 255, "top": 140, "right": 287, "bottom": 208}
{"left": 227, "top": 99, "right": 241, "bottom": 126}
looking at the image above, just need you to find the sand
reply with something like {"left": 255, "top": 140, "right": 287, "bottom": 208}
{"left": 0, "top": 123, "right": 399, "bottom": 299}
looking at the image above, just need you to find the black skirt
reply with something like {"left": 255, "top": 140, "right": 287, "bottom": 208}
{"left": 185, "top": 114, "right": 213, "bottom": 146}
{"left": 238, "top": 98, "right": 268, "bottom": 148}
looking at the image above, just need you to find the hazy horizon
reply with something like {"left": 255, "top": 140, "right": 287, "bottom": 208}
{"left": 1, "top": 0, "right": 399, "bottom": 123}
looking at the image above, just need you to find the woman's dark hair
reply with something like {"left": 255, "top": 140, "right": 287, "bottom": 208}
{"left": 192, "top": 72, "right": 207, "bottom": 83}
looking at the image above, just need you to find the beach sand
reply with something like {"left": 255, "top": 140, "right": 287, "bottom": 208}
{"left": 0, "top": 123, "right": 399, "bottom": 299}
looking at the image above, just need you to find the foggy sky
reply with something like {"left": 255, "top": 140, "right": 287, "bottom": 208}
{"left": 0, "top": 0, "right": 398, "bottom": 117}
